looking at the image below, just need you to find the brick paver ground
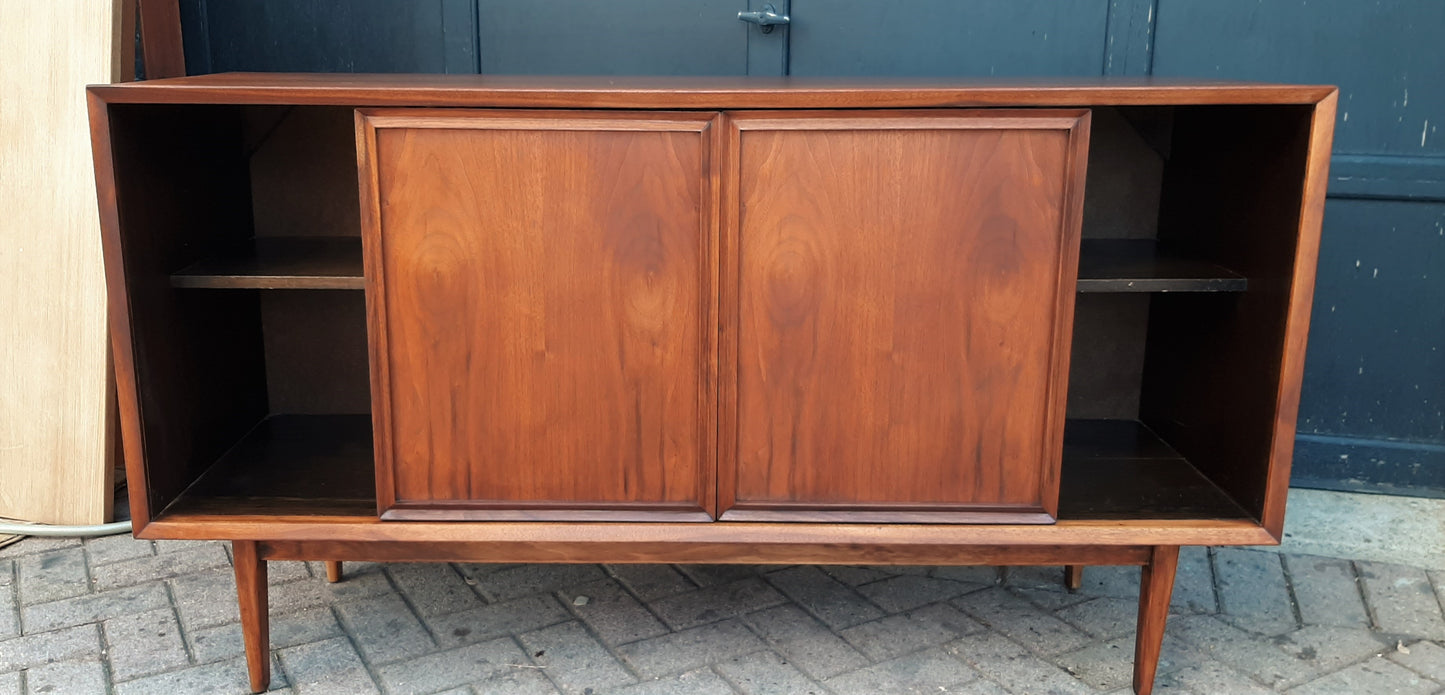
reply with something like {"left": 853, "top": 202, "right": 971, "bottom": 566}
{"left": 1, "top": 536, "right": 1442, "bottom": 694}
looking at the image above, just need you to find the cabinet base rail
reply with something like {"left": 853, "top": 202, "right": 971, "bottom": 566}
{"left": 231, "top": 540, "right": 1181, "bottom": 695}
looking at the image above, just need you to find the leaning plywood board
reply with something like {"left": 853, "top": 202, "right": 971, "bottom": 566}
{"left": 0, "top": 0, "right": 133, "bottom": 524}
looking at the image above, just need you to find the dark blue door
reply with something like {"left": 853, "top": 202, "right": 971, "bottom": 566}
{"left": 781, "top": 1, "right": 1445, "bottom": 496}
{"left": 181, "top": 0, "right": 787, "bottom": 75}
{"left": 179, "top": 0, "right": 1445, "bottom": 496}
{"left": 787, "top": 1, "right": 1111, "bottom": 77}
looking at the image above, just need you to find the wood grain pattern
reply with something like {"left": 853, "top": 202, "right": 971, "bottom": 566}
{"left": 88, "top": 74, "right": 1337, "bottom": 108}
{"left": 722, "top": 110, "right": 1089, "bottom": 522}
{"left": 358, "top": 110, "right": 718, "bottom": 520}
{"left": 1133, "top": 545, "right": 1180, "bottom": 695}
{"left": 0, "top": 0, "right": 132, "bottom": 524}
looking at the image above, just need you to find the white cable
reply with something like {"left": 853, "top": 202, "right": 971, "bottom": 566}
{"left": 0, "top": 520, "right": 132, "bottom": 538}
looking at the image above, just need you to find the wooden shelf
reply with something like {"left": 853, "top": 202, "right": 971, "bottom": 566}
{"left": 161, "top": 414, "right": 375, "bottom": 518}
{"left": 171, "top": 237, "right": 364, "bottom": 290}
{"left": 169, "top": 238, "right": 1241, "bottom": 294}
{"left": 157, "top": 415, "right": 1248, "bottom": 523}
{"left": 1077, "top": 239, "right": 1247, "bottom": 293}
{"left": 1059, "top": 419, "right": 1251, "bottom": 521}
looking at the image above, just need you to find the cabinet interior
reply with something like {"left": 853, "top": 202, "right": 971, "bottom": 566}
{"left": 106, "top": 101, "right": 1312, "bottom": 527}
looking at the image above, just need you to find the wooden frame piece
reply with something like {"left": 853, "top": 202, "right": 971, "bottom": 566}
{"left": 257, "top": 540, "right": 1156, "bottom": 566}
{"left": 138, "top": 516, "right": 1276, "bottom": 548}
{"left": 1260, "top": 93, "right": 1337, "bottom": 536}
{"left": 87, "top": 74, "right": 1337, "bottom": 109}
{"left": 137, "top": 0, "right": 185, "bottom": 79}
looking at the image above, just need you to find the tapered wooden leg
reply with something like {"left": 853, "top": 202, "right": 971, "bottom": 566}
{"left": 1133, "top": 545, "right": 1180, "bottom": 695}
{"left": 1064, "top": 565, "right": 1084, "bottom": 591}
{"left": 233, "top": 541, "right": 270, "bottom": 693}
{"left": 324, "top": 561, "right": 342, "bottom": 583}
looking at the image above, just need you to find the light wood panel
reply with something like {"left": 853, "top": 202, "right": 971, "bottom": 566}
{"left": 721, "top": 110, "right": 1090, "bottom": 522}
{"left": 0, "top": 0, "right": 133, "bottom": 524}
{"left": 358, "top": 110, "right": 719, "bottom": 521}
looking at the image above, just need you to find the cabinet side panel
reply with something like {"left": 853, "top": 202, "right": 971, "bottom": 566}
{"left": 727, "top": 112, "right": 1084, "bottom": 519}
{"left": 363, "top": 112, "right": 714, "bottom": 517}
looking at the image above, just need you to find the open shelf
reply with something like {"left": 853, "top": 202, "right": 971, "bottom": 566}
{"left": 156, "top": 415, "right": 1249, "bottom": 523}
{"left": 1059, "top": 419, "right": 1251, "bottom": 520}
{"left": 171, "top": 237, "right": 364, "bottom": 290}
{"left": 169, "top": 237, "right": 1243, "bottom": 294}
{"left": 1076, "top": 239, "right": 1247, "bottom": 293}
{"left": 161, "top": 414, "right": 375, "bottom": 518}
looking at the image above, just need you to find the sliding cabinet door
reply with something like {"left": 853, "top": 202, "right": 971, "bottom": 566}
{"left": 358, "top": 110, "right": 718, "bottom": 521}
{"left": 721, "top": 110, "right": 1090, "bottom": 523}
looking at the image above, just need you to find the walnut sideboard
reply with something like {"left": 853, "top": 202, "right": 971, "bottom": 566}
{"left": 87, "top": 75, "right": 1336, "bottom": 694}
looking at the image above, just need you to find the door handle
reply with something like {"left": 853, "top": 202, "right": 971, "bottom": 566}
{"left": 738, "top": 4, "right": 789, "bottom": 33}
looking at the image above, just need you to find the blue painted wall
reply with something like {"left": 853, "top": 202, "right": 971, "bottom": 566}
{"left": 176, "top": 0, "right": 1445, "bottom": 496}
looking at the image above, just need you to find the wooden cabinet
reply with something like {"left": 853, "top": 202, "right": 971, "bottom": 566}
{"left": 88, "top": 75, "right": 1337, "bottom": 695}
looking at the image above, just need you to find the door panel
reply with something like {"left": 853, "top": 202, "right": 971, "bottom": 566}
{"left": 478, "top": 0, "right": 782, "bottom": 75}
{"left": 787, "top": 0, "right": 1109, "bottom": 77}
{"left": 181, "top": 0, "right": 783, "bottom": 77}
{"left": 721, "top": 110, "right": 1090, "bottom": 522}
{"left": 179, "top": 0, "right": 467, "bottom": 74}
{"left": 358, "top": 110, "right": 718, "bottom": 521}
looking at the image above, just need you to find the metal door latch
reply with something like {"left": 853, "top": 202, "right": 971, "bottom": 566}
{"left": 738, "top": 4, "right": 789, "bottom": 33}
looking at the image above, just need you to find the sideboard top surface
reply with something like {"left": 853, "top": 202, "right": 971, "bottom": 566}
{"left": 88, "top": 73, "right": 1336, "bottom": 108}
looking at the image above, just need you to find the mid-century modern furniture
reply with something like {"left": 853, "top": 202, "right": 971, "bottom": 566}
{"left": 87, "top": 74, "right": 1336, "bottom": 694}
